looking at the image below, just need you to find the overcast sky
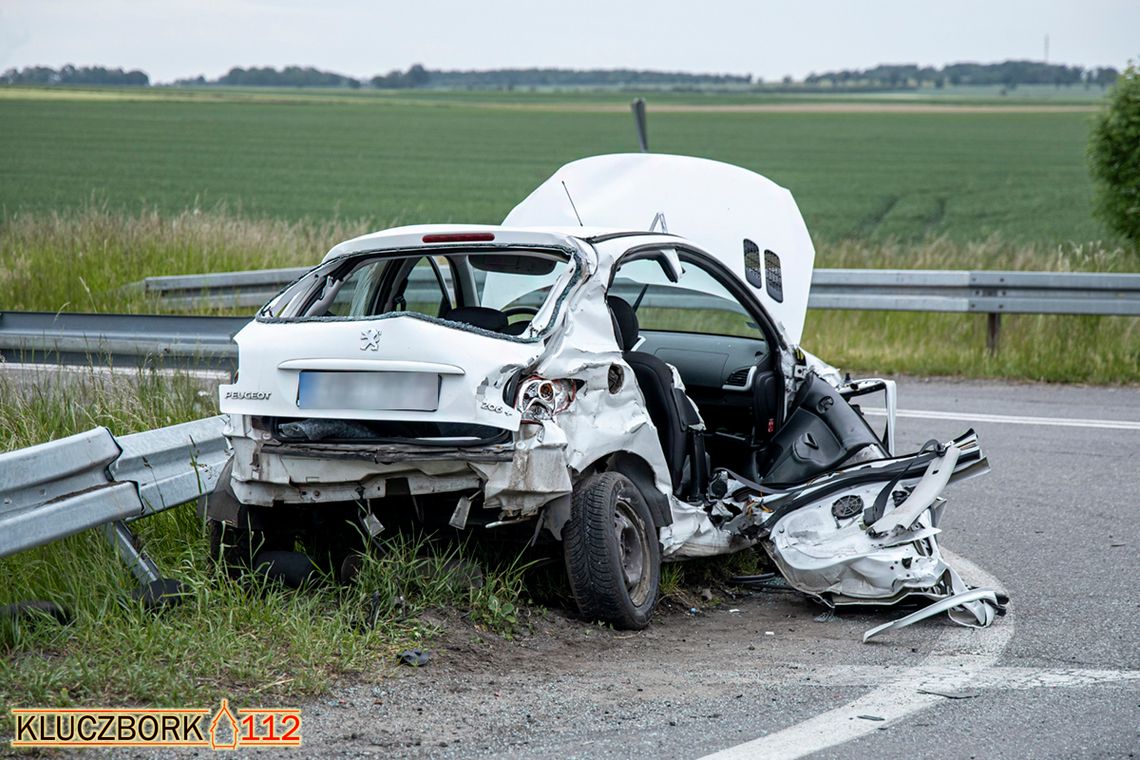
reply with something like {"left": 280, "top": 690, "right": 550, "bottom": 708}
{"left": 1, "top": 0, "right": 1136, "bottom": 83}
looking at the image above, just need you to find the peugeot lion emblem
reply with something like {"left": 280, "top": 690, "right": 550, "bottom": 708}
{"left": 359, "top": 328, "right": 382, "bottom": 351}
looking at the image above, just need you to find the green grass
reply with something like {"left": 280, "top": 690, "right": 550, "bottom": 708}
{"left": 0, "top": 82, "right": 1111, "bottom": 107}
{"left": 0, "top": 87, "right": 1113, "bottom": 242}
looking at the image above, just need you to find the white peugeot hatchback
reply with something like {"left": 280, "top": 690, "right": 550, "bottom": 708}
{"left": 215, "top": 154, "right": 1003, "bottom": 634}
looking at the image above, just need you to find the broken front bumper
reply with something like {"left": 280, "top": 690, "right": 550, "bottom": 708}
{"left": 720, "top": 430, "right": 1006, "bottom": 636}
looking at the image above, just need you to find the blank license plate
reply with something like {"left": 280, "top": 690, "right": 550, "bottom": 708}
{"left": 296, "top": 371, "right": 440, "bottom": 411}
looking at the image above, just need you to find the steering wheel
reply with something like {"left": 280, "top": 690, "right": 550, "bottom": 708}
{"left": 502, "top": 305, "right": 540, "bottom": 318}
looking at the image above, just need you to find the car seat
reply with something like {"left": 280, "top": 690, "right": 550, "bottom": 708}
{"left": 607, "top": 296, "right": 707, "bottom": 499}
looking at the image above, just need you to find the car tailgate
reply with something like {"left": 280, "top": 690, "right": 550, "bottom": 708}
{"left": 219, "top": 316, "right": 543, "bottom": 431}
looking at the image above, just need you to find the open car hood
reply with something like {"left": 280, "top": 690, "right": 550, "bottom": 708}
{"left": 504, "top": 153, "right": 816, "bottom": 344}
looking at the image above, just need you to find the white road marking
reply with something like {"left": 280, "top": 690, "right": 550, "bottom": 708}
{"left": 699, "top": 549, "right": 1013, "bottom": 760}
{"left": 790, "top": 665, "right": 1140, "bottom": 690}
{"left": 864, "top": 407, "right": 1140, "bottom": 431}
{"left": 973, "top": 667, "right": 1140, "bottom": 689}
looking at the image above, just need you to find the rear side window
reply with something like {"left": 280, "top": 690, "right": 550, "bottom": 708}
{"left": 259, "top": 248, "right": 576, "bottom": 340}
{"left": 322, "top": 263, "right": 378, "bottom": 316}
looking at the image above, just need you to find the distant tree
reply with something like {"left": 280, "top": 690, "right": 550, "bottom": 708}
{"left": 0, "top": 64, "right": 148, "bottom": 86}
{"left": 213, "top": 65, "right": 358, "bottom": 88}
{"left": 405, "top": 64, "right": 429, "bottom": 87}
{"left": 1092, "top": 67, "right": 1120, "bottom": 89}
{"left": 1089, "top": 64, "right": 1140, "bottom": 244}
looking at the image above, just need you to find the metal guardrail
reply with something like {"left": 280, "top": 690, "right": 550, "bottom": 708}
{"left": 137, "top": 265, "right": 1140, "bottom": 311}
{"left": 0, "top": 416, "right": 230, "bottom": 598}
{"left": 810, "top": 269, "right": 1140, "bottom": 350}
{"left": 110, "top": 416, "right": 231, "bottom": 517}
{"left": 0, "top": 311, "right": 248, "bottom": 368}
{"left": 810, "top": 269, "right": 1140, "bottom": 315}
{"left": 134, "top": 267, "right": 310, "bottom": 310}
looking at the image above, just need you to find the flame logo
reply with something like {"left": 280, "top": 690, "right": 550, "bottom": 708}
{"left": 208, "top": 699, "right": 239, "bottom": 751}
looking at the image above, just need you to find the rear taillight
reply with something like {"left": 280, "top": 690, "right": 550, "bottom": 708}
{"left": 516, "top": 376, "right": 576, "bottom": 423}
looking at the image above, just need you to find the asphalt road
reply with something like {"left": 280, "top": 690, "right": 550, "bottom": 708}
{"left": 295, "top": 377, "right": 1139, "bottom": 759}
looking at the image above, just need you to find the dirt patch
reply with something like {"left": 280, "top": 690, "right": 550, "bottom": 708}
{"left": 291, "top": 591, "right": 898, "bottom": 758}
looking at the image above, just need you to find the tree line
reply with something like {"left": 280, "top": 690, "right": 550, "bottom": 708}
{"left": 1, "top": 61, "right": 1123, "bottom": 91}
{"left": 804, "top": 60, "right": 1119, "bottom": 89}
{"left": 172, "top": 64, "right": 749, "bottom": 89}
{"left": 0, "top": 65, "right": 149, "bottom": 86}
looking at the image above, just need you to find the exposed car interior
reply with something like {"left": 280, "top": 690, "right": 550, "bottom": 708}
{"left": 606, "top": 295, "right": 708, "bottom": 500}
{"left": 263, "top": 248, "right": 571, "bottom": 338}
{"left": 608, "top": 248, "right": 885, "bottom": 495}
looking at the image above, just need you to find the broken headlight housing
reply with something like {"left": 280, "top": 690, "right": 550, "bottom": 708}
{"left": 516, "top": 376, "right": 577, "bottom": 423}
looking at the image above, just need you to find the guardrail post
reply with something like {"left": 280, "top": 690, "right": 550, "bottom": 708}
{"left": 100, "top": 520, "right": 162, "bottom": 587}
{"left": 986, "top": 313, "right": 1001, "bottom": 355}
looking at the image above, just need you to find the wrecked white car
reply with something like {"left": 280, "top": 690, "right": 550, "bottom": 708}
{"left": 214, "top": 154, "right": 1004, "bottom": 634}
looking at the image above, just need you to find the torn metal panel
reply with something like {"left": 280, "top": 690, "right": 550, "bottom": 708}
{"left": 729, "top": 434, "right": 1003, "bottom": 632}
{"left": 863, "top": 585, "right": 1000, "bottom": 643}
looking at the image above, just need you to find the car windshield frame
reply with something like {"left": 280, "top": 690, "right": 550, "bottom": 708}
{"left": 608, "top": 243, "right": 784, "bottom": 348}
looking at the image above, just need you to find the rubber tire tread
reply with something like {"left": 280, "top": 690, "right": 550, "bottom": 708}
{"left": 563, "top": 471, "right": 660, "bottom": 630}
{"left": 208, "top": 519, "right": 287, "bottom": 580}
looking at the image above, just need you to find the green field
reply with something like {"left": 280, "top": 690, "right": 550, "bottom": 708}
{"left": 0, "top": 87, "right": 1108, "bottom": 242}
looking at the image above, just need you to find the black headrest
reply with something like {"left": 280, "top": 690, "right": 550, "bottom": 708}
{"left": 606, "top": 296, "right": 639, "bottom": 352}
{"left": 443, "top": 306, "right": 508, "bottom": 332}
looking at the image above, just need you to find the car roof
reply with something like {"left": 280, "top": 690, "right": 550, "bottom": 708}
{"left": 319, "top": 223, "right": 668, "bottom": 264}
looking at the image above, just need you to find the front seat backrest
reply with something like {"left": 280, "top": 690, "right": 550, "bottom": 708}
{"left": 441, "top": 305, "right": 509, "bottom": 332}
{"left": 606, "top": 296, "right": 692, "bottom": 492}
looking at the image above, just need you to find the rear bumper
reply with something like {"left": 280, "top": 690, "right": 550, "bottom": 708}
{"left": 228, "top": 434, "right": 514, "bottom": 506}
{"left": 224, "top": 408, "right": 577, "bottom": 518}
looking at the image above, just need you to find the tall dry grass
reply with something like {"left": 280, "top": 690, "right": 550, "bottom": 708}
{"left": 815, "top": 235, "right": 1137, "bottom": 273}
{"left": 0, "top": 202, "right": 380, "bottom": 313}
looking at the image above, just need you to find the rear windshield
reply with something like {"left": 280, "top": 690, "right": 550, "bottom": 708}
{"left": 258, "top": 248, "right": 576, "bottom": 339}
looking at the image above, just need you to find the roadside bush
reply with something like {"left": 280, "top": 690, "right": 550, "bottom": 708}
{"left": 1089, "top": 64, "right": 1140, "bottom": 245}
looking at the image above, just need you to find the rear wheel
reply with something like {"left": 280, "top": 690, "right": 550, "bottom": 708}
{"left": 563, "top": 472, "right": 661, "bottom": 630}
{"left": 207, "top": 518, "right": 289, "bottom": 580}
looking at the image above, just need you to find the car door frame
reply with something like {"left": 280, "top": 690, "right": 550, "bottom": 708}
{"left": 608, "top": 241, "right": 794, "bottom": 429}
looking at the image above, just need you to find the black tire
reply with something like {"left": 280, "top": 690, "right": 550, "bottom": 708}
{"left": 302, "top": 511, "right": 365, "bottom": 580}
{"left": 207, "top": 518, "right": 290, "bottom": 580}
{"left": 563, "top": 471, "right": 661, "bottom": 630}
